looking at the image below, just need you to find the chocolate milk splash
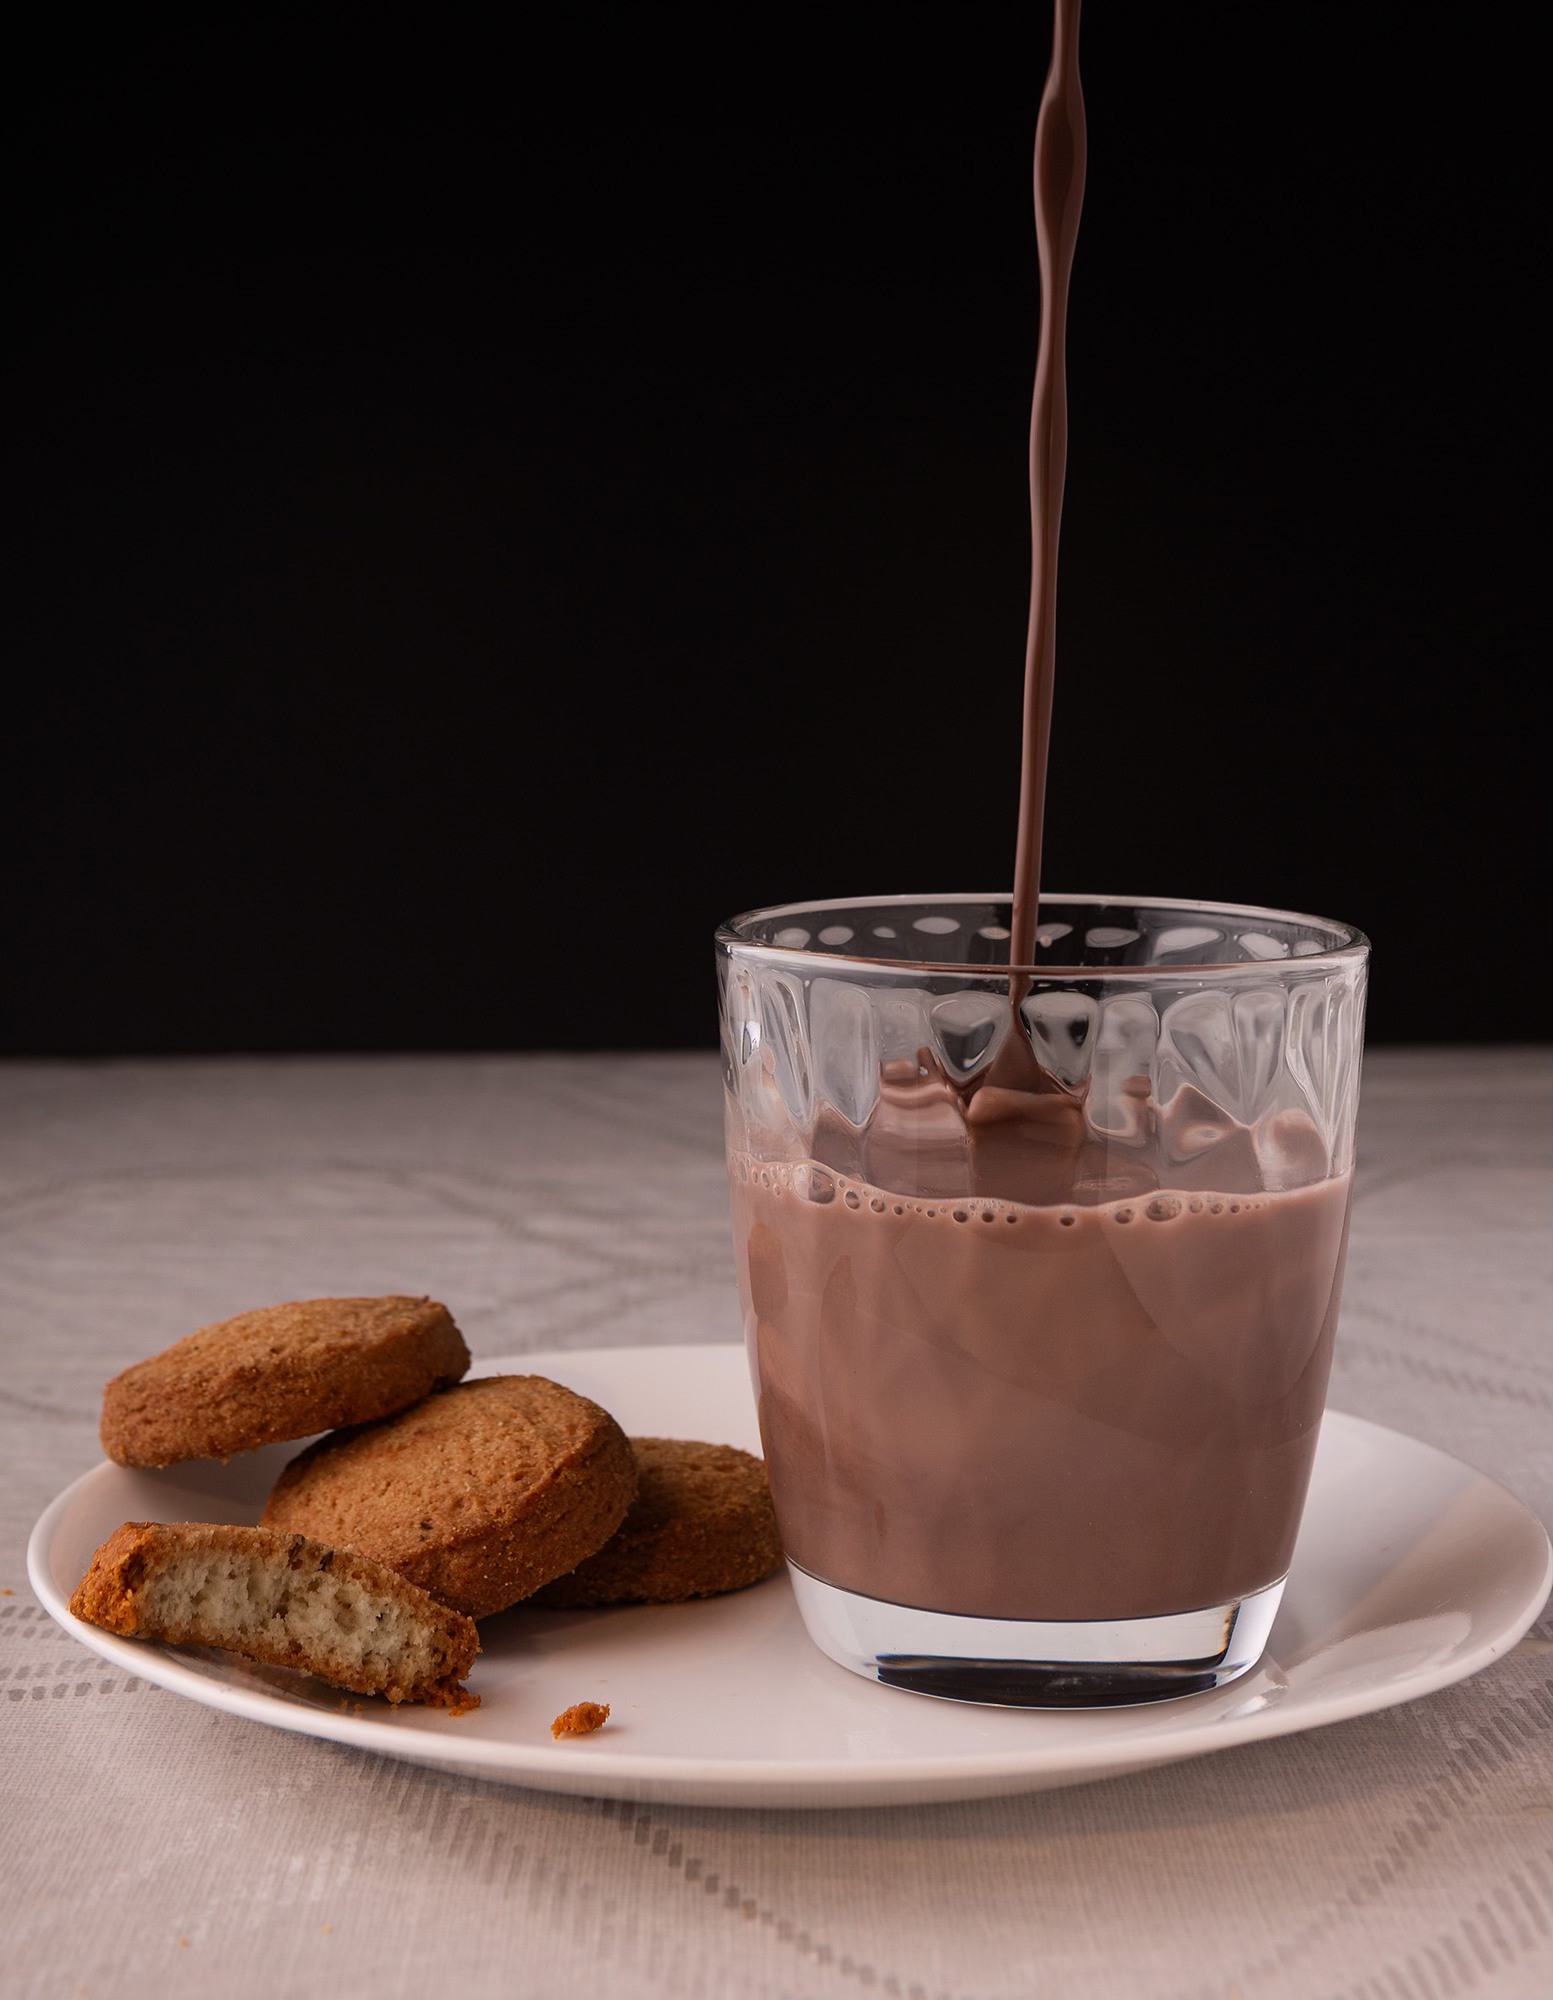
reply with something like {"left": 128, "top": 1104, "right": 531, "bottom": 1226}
{"left": 1008, "top": 0, "right": 1087, "bottom": 976}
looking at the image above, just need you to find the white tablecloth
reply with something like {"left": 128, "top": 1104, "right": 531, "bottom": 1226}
{"left": 3, "top": 1049, "right": 1548, "bottom": 1999}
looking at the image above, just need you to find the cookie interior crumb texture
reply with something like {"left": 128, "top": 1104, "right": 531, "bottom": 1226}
{"left": 551, "top": 1701, "right": 610, "bottom": 1739}
{"left": 70, "top": 1521, "right": 479, "bottom": 1711}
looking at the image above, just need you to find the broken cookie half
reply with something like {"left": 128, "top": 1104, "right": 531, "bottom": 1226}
{"left": 70, "top": 1521, "right": 479, "bottom": 1712}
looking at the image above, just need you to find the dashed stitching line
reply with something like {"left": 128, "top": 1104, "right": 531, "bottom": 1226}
{"left": 1167, "top": 1689, "right": 1551, "bottom": 2000}
{"left": 4, "top": 1674, "right": 144, "bottom": 1700}
{"left": 1334, "top": 1333, "right": 1553, "bottom": 1410}
{"left": 593, "top": 1795, "right": 971, "bottom": 2000}
{"left": 1341, "top": 1297, "right": 1551, "bottom": 1377}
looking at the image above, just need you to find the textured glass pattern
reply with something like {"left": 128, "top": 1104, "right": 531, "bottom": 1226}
{"left": 720, "top": 894, "right": 1368, "bottom": 1198}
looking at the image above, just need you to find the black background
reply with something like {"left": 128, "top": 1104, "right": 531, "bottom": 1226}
{"left": 7, "top": 12, "right": 1543, "bottom": 1055}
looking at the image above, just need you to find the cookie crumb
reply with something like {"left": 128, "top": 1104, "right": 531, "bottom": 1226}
{"left": 2, "top": 1587, "right": 12, "bottom": 1595}
{"left": 551, "top": 1700, "right": 610, "bottom": 1739}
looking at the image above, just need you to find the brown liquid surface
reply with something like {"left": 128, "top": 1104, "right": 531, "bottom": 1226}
{"left": 732, "top": 1157, "right": 1351, "bottom": 1620}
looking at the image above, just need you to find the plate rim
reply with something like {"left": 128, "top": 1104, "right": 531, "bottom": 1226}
{"left": 27, "top": 1344, "right": 1553, "bottom": 1800}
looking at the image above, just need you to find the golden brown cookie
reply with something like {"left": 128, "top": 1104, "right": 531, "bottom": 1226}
{"left": 261, "top": 1374, "right": 638, "bottom": 1619}
{"left": 70, "top": 1521, "right": 479, "bottom": 1710}
{"left": 530, "top": 1437, "right": 783, "bottom": 1607}
{"left": 100, "top": 1296, "right": 471, "bottom": 1468}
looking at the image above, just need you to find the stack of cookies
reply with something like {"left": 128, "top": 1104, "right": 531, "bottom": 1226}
{"left": 71, "top": 1295, "right": 783, "bottom": 1715}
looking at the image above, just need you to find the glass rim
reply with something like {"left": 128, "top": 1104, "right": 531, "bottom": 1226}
{"left": 716, "top": 891, "right": 1370, "bottom": 980}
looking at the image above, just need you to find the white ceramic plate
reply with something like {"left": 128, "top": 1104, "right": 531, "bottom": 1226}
{"left": 29, "top": 1345, "right": 1552, "bottom": 1809}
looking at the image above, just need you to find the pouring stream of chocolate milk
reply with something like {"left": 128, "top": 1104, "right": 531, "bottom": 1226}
{"left": 1008, "top": 0, "right": 1087, "bottom": 978}
{"left": 730, "top": 0, "right": 1354, "bottom": 1625}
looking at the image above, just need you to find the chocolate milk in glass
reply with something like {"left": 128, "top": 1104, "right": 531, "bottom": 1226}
{"left": 729, "top": 1136, "right": 1350, "bottom": 1622}
{"left": 725, "top": 2, "right": 1356, "bottom": 1627}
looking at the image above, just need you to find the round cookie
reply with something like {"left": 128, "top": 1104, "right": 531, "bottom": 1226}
{"left": 530, "top": 1437, "right": 783, "bottom": 1607}
{"left": 261, "top": 1375, "right": 638, "bottom": 1619}
{"left": 100, "top": 1296, "right": 471, "bottom": 1468}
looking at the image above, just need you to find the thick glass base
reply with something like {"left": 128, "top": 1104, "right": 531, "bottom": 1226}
{"left": 788, "top": 1563, "right": 1287, "bottom": 1708}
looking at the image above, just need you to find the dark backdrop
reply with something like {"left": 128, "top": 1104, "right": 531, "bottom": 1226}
{"left": 7, "top": 13, "right": 1543, "bottom": 1054}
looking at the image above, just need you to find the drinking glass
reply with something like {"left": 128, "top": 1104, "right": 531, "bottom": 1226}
{"left": 717, "top": 894, "right": 1368, "bottom": 1706}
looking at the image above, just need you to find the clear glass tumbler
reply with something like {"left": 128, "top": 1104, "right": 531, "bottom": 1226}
{"left": 717, "top": 894, "right": 1369, "bottom": 1706}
